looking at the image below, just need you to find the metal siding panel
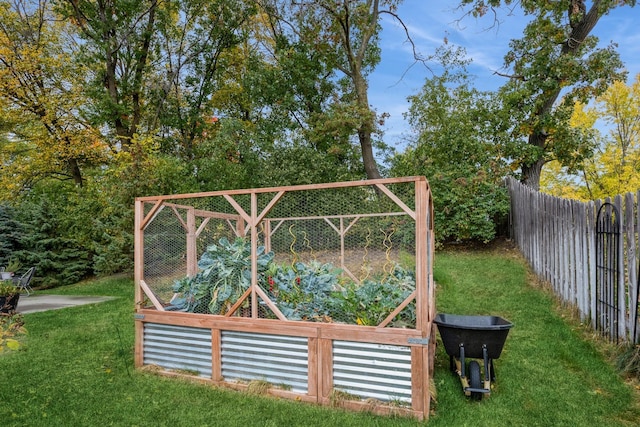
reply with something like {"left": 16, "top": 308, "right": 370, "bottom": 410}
{"left": 333, "top": 341, "right": 412, "bottom": 403}
{"left": 143, "top": 323, "right": 212, "bottom": 378}
{"left": 221, "top": 331, "right": 309, "bottom": 393}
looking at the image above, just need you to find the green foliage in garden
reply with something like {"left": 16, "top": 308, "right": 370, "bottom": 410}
{"left": 172, "top": 237, "right": 274, "bottom": 313}
{"left": 264, "top": 260, "right": 341, "bottom": 321}
{"left": 171, "top": 237, "right": 417, "bottom": 326}
{"left": 335, "top": 266, "right": 415, "bottom": 327}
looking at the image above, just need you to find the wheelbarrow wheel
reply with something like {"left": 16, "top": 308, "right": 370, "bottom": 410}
{"left": 468, "top": 361, "right": 482, "bottom": 401}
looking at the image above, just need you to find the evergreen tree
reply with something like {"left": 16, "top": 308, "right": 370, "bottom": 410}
{"left": 0, "top": 204, "right": 23, "bottom": 268}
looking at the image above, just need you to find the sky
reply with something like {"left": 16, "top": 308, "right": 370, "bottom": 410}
{"left": 368, "top": 1, "right": 640, "bottom": 153}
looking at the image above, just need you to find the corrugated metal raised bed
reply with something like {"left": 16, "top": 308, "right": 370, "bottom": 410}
{"left": 134, "top": 177, "right": 436, "bottom": 420}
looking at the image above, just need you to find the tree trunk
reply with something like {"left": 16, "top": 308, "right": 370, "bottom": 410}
{"left": 67, "top": 158, "right": 84, "bottom": 188}
{"left": 358, "top": 127, "right": 381, "bottom": 180}
{"left": 353, "top": 62, "right": 381, "bottom": 180}
{"left": 521, "top": 158, "right": 544, "bottom": 191}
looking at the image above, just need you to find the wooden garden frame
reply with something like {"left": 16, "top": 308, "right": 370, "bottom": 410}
{"left": 133, "top": 176, "right": 435, "bottom": 420}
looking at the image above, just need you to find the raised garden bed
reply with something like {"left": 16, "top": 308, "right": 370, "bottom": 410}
{"left": 134, "top": 177, "right": 435, "bottom": 420}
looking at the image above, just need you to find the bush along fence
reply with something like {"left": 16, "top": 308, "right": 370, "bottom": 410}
{"left": 133, "top": 177, "right": 436, "bottom": 420}
{"left": 507, "top": 177, "right": 640, "bottom": 344}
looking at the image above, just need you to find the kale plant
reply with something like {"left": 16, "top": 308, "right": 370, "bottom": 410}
{"left": 264, "top": 261, "right": 343, "bottom": 321}
{"left": 172, "top": 237, "right": 273, "bottom": 314}
{"left": 171, "top": 237, "right": 416, "bottom": 327}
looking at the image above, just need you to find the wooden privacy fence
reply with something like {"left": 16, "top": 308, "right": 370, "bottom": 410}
{"left": 134, "top": 177, "right": 436, "bottom": 420}
{"left": 507, "top": 177, "right": 639, "bottom": 344}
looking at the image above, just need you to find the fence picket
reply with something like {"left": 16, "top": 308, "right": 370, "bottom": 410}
{"left": 615, "top": 195, "right": 625, "bottom": 339}
{"left": 627, "top": 191, "right": 639, "bottom": 342}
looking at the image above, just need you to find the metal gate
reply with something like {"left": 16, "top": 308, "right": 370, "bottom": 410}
{"left": 595, "top": 203, "right": 621, "bottom": 342}
{"left": 635, "top": 274, "right": 640, "bottom": 344}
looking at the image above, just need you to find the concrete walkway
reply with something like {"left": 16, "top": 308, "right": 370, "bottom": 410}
{"left": 16, "top": 294, "right": 116, "bottom": 314}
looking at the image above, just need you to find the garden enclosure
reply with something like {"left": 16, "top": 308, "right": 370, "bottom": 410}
{"left": 134, "top": 177, "right": 436, "bottom": 420}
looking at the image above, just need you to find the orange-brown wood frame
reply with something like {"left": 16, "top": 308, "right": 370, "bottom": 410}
{"left": 134, "top": 177, "right": 435, "bottom": 420}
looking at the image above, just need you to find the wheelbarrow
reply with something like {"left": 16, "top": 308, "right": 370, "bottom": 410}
{"left": 434, "top": 313, "right": 513, "bottom": 400}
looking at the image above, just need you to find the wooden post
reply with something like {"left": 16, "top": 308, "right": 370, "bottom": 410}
{"left": 307, "top": 337, "right": 318, "bottom": 399}
{"left": 318, "top": 337, "right": 333, "bottom": 405}
{"left": 251, "top": 192, "right": 258, "bottom": 318}
{"left": 624, "top": 192, "right": 637, "bottom": 340}
{"left": 615, "top": 195, "right": 626, "bottom": 339}
{"left": 186, "top": 207, "right": 197, "bottom": 277}
{"left": 134, "top": 199, "right": 144, "bottom": 367}
{"left": 264, "top": 219, "right": 271, "bottom": 253}
{"left": 414, "top": 177, "right": 428, "bottom": 331}
{"left": 413, "top": 177, "right": 431, "bottom": 418}
{"left": 211, "top": 329, "right": 222, "bottom": 381}
{"left": 134, "top": 199, "right": 144, "bottom": 308}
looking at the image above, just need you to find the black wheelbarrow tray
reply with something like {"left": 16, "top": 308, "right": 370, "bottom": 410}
{"left": 434, "top": 313, "right": 513, "bottom": 400}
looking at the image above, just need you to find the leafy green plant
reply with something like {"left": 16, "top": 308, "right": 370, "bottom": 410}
{"left": 0, "top": 312, "right": 26, "bottom": 352}
{"left": 0, "top": 282, "right": 19, "bottom": 296}
{"left": 333, "top": 266, "right": 416, "bottom": 327}
{"left": 264, "top": 261, "right": 343, "bottom": 321}
{"left": 262, "top": 261, "right": 417, "bottom": 326}
{"left": 172, "top": 237, "right": 274, "bottom": 314}
{"left": 172, "top": 237, "right": 418, "bottom": 325}
{"left": 5, "top": 258, "right": 21, "bottom": 272}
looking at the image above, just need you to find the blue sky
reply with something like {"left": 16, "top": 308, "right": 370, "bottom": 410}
{"left": 369, "top": 1, "right": 640, "bottom": 152}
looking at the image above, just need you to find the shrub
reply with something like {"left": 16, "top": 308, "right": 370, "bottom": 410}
{"left": 0, "top": 312, "right": 26, "bottom": 352}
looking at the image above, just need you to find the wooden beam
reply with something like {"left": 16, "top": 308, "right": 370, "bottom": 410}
{"left": 223, "top": 194, "right": 252, "bottom": 225}
{"left": 374, "top": 183, "right": 416, "bottom": 220}
{"left": 139, "top": 279, "right": 165, "bottom": 311}
{"left": 377, "top": 290, "right": 416, "bottom": 328}
{"left": 135, "top": 176, "right": 424, "bottom": 202}
{"left": 140, "top": 199, "right": 165, "bottom": 230}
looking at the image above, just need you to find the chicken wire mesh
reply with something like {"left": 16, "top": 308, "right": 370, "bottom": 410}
{"left": 139, "top": 179, "right": 430, "bottom": 328}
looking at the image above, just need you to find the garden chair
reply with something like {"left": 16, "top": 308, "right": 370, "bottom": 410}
{"left": 17, "top": 267, "right": 35, "bottom": 296}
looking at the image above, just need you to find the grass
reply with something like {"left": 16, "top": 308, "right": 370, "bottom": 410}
{"left": 0, "top": 248, "right": 639, "bottom": 426}
{"left": 430, "top": 248, "right": 640, "bottom": 426}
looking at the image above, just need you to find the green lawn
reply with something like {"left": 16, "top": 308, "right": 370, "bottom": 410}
{"left": 1, "top": 249, "right": 638, "bottom": 426}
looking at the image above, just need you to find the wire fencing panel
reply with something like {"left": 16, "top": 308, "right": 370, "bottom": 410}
{"left": 139, "top": 179, "right": 425, "bottom": 328}
{"left": 507, "top": 177, "right": 640, "bottom": 344}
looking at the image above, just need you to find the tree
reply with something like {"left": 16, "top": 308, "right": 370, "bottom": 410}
{"left": 55, "top": 0, "right": 163, "bottom": 151}
{"left": 541, "top": 75, "right": 640, "bottom": 200}
{"left": 151, "top": 0, "right": 256, "bottom": 162}
{"left": 0, "top": 203, "right": 23, "bottom": 267}
{"left": 266, "top": 0, "right": 407, "bottom": 180}
{"left": 389, "top": 70, "right": 510, "bottom": 243}
{"left": 0, "top": 0, "right": 106, "bottom": 192}
{"left": 16, "top": 186, "right": 94, "bottom": 287}
{"left": 462, "top": 0, "right": 635, "bottom": 190}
